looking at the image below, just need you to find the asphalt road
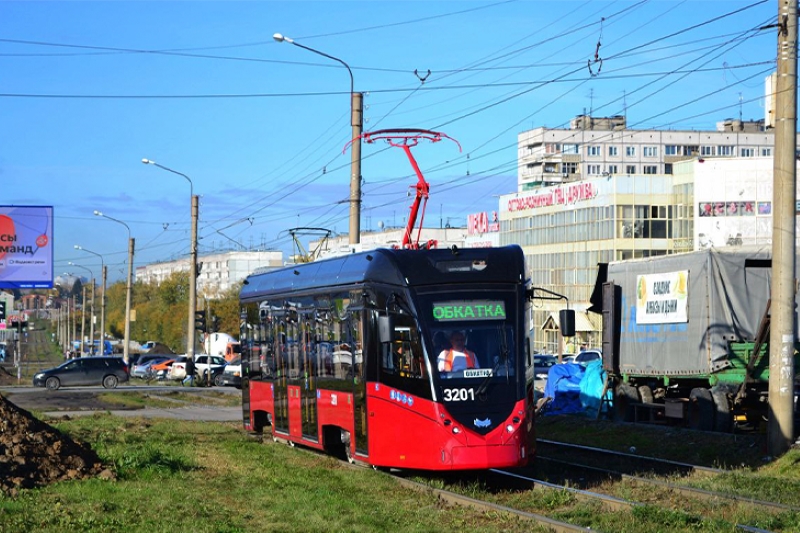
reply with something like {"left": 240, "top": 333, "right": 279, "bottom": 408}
{"left": 0, "top": 384, "right": 243, "bottom": 422}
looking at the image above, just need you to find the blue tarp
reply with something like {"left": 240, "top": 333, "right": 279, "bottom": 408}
{"left": 542, "top": 359, "right": 607, "bottom": 416}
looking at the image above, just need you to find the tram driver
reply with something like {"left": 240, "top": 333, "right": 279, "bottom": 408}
{"left": 437, "top": 330, "right": 479, "bottom": 372}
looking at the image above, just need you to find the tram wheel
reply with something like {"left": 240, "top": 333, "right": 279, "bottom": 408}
{"left": 688, "top": 387, "right": 714, "bottom": 431}
{"left": 341, "top": 430, "right": 355, "bottom": 464}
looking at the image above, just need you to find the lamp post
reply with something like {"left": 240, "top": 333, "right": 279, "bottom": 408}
{"left": 67, "top": 263, "right": 94, "bottom": 354}
{"left": 75, "top": 245, "right": 106, "bottom": 354}
{"left": 141, "top": 159, "right": 199, "bottom": 358}
{"left": 273, "top": 32, "right": 363, "bottom": 246}
{"left": 93, "top": 211, "right": 134, "bottom": 364}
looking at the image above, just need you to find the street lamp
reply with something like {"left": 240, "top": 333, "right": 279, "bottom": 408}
{"left": 141, "top": 159, "right": 199, "bottom": 358}
{"left": 67, "top": 263, "right": 94, "bottom": 354}
{"left": 273, "top": 32, "right": 363, "bottom": 246}
{"left": 93, "top": 211, "right": 135, "bottom": 364}
{"left": 75, "top": 244, "right": 106, "bottom": 354}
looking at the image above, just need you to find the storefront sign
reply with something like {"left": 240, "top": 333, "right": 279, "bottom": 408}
{"left": 506, "top": 182, "right": 597, "bottom": 212}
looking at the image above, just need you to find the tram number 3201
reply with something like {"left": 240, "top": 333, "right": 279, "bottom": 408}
{"left": 443, "top": 388, "right": 475, "bottom": 402}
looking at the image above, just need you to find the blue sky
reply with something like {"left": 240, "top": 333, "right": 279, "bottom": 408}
{"left": 0, "top": 0, "right": 779, "bottom": 282}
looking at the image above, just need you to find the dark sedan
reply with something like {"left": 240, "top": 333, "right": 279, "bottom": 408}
{"left": 33, "top": 357, "right": 130, "bottom": 391}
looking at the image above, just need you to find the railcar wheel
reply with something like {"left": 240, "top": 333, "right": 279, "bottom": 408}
{"left": 638, "top": 385, "right": 654, "bottom": 404}
{"left": 688, "top": 387, "right": 714, "bottom": 431}
{"left": 614, "top": 382, "right": 638, "bottom": 422}
{"left": 45, "top": 377, "right": 60, "bottom": 391}
{"left": 711, "top": 387, "right": 732, "bottom": 433}
{"left": 341, "top": 430, "right": 355, "bottom": 464}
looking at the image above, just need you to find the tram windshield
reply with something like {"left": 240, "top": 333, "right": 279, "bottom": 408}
{"left": 422, "top": 296, "right": 516, "bottom": 380}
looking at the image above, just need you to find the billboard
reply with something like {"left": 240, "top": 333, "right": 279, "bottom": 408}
{"left": 0, "top": 206, "right": 54, "bottom": 289}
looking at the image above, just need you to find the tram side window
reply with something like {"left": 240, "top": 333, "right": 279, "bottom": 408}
{"left": 380, "top": 315, "right": 426, "bottom": 381}
{"left": 378, "top": 314, "right": 432, "bottom": 400}
{"left": 286, "top": 311, "right": 302, "bottom": 380}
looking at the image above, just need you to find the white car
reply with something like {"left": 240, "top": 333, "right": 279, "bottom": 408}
{"left": 169, "top": 354, "right": 226, "bottom": 385}
{"left": 220, "top": 357, "right": 242, "bottom": 388}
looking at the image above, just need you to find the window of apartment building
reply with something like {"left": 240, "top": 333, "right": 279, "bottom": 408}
{"left": 643, "top": 165, "right": 658, "bottom": 174}
{"left": 587, "top": 164, "right": 601, "bottom": 175}
{"left": 626, "top": 165, "right": 636, "bottom": 174}
{"left": 643, "top": 146, "right": 658, "bottom": 157}
{"left": 664, "top": 145, "right": 678, "bottom": 155}
{"left": 608, "top": 146, "right": 618, "bottom": 156}
{"left": 625, "top": 146, "right": 636, "bottom": 157}
{"left": 761, "top": 147, "right": 772, "bottom": 156}
{"left": 683, "top": 145, "right": 699, "bottom": 156}
{"left": 608, "top": 164, "right": 618, "bottom": 174}
{"left": 563, "top": 162, "right": 578, "bottom": 174}
{"left": 587, "top": 145, "right": 601, "bottom": 156}
{"left": 700, "top": 146, "right": 716, "bottom": 156}
{"left": 526, "top": 144, "right": 536, "bottom": 155}
{"left": 544, "top": 162, "right": 559, "bottom": 173}
{"left": 545, "top": 143, "right": 561, "bottom": 154}
{"left": 718, "top": 145, "right": 734, "bottom": 156}
{"left": 664, "top": 163, "right": 673, "bottom": 174}
{"left": 562, "top": 144, "right": 579, "bottom": 155}
{"left": 740, "top": 147, "right": 755, "bottom": 157}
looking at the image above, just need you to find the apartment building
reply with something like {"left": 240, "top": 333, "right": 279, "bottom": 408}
{"left": 517, "top": 115, "right": 774, "bottom": 190}
{"left": 135, "top": 250, "right": 284, "bottom": 297}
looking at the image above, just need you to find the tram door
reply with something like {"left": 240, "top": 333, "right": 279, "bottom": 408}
{"left": 272, "top": 306, "right": 290, "bottom": 436}
{"left": 350, "top": 310, "right": 368, "bottom": 458}
{"left": 300, "top": 310, "right": 318, "bottom": 441}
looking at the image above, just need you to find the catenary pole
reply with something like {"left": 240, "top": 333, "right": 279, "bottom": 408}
{"left": 768, "top": 0, "right": 797, "bottom": 457}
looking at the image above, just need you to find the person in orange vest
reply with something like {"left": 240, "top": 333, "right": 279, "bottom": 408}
{"left": 437, "top": 331, "right": 479, "bottom": 372}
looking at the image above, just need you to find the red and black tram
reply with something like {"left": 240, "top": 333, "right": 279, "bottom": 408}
{"left": 239, "top": 245, "right": 573, "bottom": 471}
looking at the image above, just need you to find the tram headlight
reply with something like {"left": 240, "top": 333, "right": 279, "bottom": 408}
{"left": 506, "top": 424, "right": 514, "bottom": 433}
{"left": 452, "top": 427, "right": 461, "bottom": 434}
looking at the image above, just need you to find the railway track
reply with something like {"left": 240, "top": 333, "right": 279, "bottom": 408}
{"left": 262, "top": 432, "right": 799, "bottom": 533}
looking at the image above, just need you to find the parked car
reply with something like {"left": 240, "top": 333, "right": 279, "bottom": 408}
{"left": 532, "top": 354, "right": 557, "bottom": 380}
{"left": 147, "top": 358, "right": 177, "bottom": 380}
{"left": 169, "top": 355, "right": 225, "bottom": 386}
{"left": 220, "top": 356, "right": 242, "bottom": 388}
{"left": 33, "top": 356, "right": 129, "bottom": 391}
{"left": 132, "top": 356, "right": 170, "bottom": 379}
{"left": 575, "top": 349, "right": 602, "bottom": 365}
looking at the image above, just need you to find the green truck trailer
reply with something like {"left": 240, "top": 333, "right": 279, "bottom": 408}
{"left": 591, "top": 247, "right": 800, "bottom": 432}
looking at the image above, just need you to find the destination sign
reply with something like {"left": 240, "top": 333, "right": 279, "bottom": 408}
{"left": 432, "top": 300, "right": 506, "bottom": 322}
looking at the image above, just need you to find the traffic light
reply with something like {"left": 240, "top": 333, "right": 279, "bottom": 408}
{"left": 211, "top": 315, "right": 221, "bottom": 332}
{"left": 0, "top": 301, "right": 5, "bottom": 321}
{"left": 194, "top": 310, "right": 207, "bottom": 333}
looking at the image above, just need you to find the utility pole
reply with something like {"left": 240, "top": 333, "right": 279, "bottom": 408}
{"left": 349, "top": 92, "right": 363, "bottom": 246}
{"left": 88, "top": 277, "right": 95, "bottom": 354}
{"left": 187, "top": 195, "right": 198, "bottom": 358}
{"left": 80, "top": 286, "right": 86, "bottom": 355}
{"left": 100, "top": 265, "right": 107, "bottom": 354}
{"left": 769, "top": 0, "right": 797, "bottom": 457}
{"left": 123, "top": 237, "right": 135, "bottom": 364}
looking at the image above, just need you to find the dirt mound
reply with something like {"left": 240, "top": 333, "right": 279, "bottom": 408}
{"left": 0, "top": 394, "right": 114, "bottom": 496}
{"left": 0, "top": 365, "right": 17, "bottom": 387}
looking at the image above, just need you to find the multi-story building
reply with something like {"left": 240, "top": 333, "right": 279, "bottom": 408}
{"left": 517, "top": 115, "right": 774, "bottom": 191}
{"left": 310, "top": 227, "right": 469, "bottom": 259}
{"left": 135, "top": 250, "right": 284, "bottom": 298}
{"left": 501, "top": 151, "right": 800, "bottom": 355}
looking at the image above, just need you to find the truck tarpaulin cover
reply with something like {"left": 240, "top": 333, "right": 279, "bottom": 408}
{"left": 604, "top": 247, "right": 775, "bottom": 375}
